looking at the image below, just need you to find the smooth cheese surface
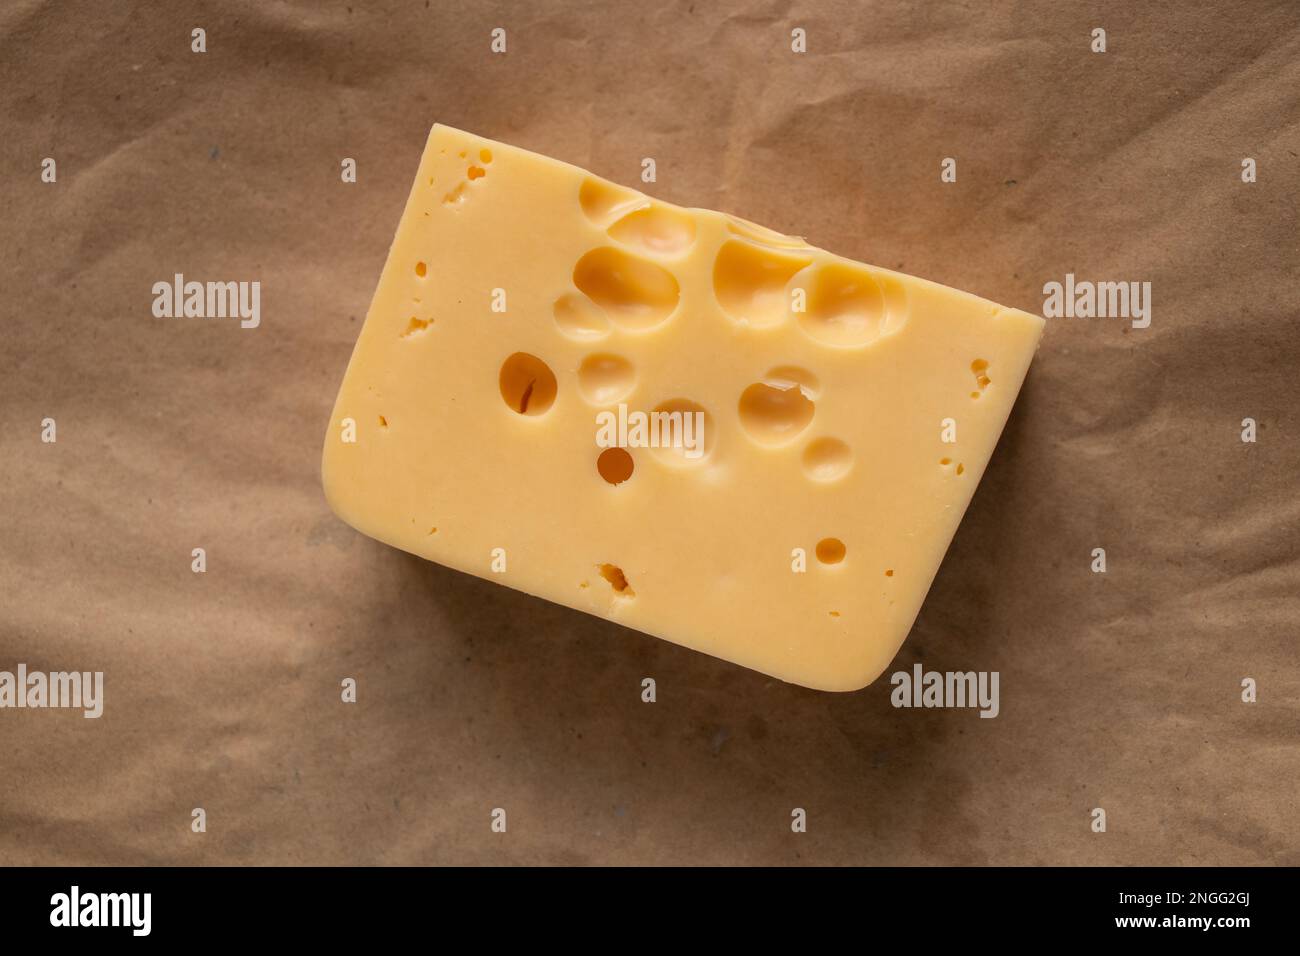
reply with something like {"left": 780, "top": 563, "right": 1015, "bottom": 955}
{"left": 322, "top": 124, "right": 1045, "bottom": 691}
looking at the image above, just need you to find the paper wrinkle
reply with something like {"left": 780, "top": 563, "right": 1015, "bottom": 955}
{"left": 2, "top": 2, "right": 1298, "bottom": 867}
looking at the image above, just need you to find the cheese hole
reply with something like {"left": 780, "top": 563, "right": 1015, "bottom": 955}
{"left": 956, "top": 463, "right": 965, "bottom": 475}
{"left": 607, "top": 204, "right": 697, "bottom": 256}
{"left": 479, "top": 149, "right": 492, "bottom": 164}
{"left": 797, "top": 262, "right": 888, "bottom": 348}
{"left": 573, "top": 247, "right": 679, "bottom": 331}
{"left": 738, "top": 381, "right": 815, "bottom": 447}
{"left": 401, "top": 316, "right": 432, "bottom": 338}
{"left": 939, "top": 457, "right": 952, "bottom": 466}
{"left": 467, "top": 165, "right": 486, "bottom": 180}
{"left": 499, "top": 352, "right": 558, "bottom": 416}
{"left": 972, "top": 361, "right": 987, "bottom": 403}
{"left": 378, "top": 415, "right": 389, "bottom": 429}
{"left": 649, "top": 399, "right": 714, "bottom": 466}
{"left": 597, "top": 447, "right": 635, "bottom": 485}
{"left": 971, "top": 359, "right": 992, "bottom": 399}
{"left": 415, "top": 261, "right": 427, "bottom": 277}
{"left": 578, "top": 353, "right": 637, "bottom": 405}
{"left": 713, "top": 240, "right": 811, "bottom": 328}
{"left": 579, "top": 177, "right": 648, "bottom": 227}
{"left": 885, "top": 569, "right": 894, "bottom": 576}
{"left": 598, "top": 563, "right": 634, "bottom": 596}
{"left": 802, "top": 437, "right": 853, "bottom": 482}
{"left": 878, "top": 274, "right": 911, "bottom": 337}
{"left": 816, "top": 538, "right": 846, "bottom": 565}
{"left": 553, "top": 292, "right": 611, "bottom": 341}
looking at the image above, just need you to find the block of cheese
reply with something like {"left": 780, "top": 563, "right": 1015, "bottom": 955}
{"left": 322, "top": 124, "right": 1044, "bottom": 691}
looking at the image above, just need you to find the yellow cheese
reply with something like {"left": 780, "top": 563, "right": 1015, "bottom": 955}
{"left": 322, "top": 124, "right": 1044, "bottom": 691}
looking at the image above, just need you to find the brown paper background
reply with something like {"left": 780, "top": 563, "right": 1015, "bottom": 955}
{"left": 2, "top": 1, "right": 1297, "bottom": 866}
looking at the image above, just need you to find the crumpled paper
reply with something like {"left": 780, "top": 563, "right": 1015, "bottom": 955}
{"left": 2, "top": 0, "right": 1297, "bottom": 865}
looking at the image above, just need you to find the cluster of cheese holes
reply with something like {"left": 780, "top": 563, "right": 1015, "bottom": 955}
{"left": 712, "top": 246, "right": 910, "bottom": 478}
{"left": 556, "top": 177, "right": 691, "bottom": 341}
{"left": 451, "top": 166, "right": 930, "bottom": 590}
{"left": 575, "top": 353, "right": 718, "bottom": 472}
{"left": 970, "top": 359, "right": 991, "bottom": 399}
{"left": 441, "top": 146, "right": 493, "bottom": 205}
{"left": 464, "top": 147, "right": 488, "bottom": 176}
{"left": 711, "top": 248, "right": 907, "bottom": 482}
{"left": 590, "top": 396, "right": 717, "bottom": 475}
{"left": 733, "top": 369, "right": 855, "bottom": 483}
{"left": 561, "top": 183, "right": 907, "bottom": 487}
{"left": 539, "top": 179, "right": 710, "bottom": 480}
{"left": 940, "top": 458, "right": 966, "bottom": 475}
{"left": 578, "top": 177, "right": 696, "bottom": 258}
{"left": 712, "top": 244, "right": 909, "bottom": 346}
{"left": 409, "top": 145, "right": 490, "bottom": 337}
